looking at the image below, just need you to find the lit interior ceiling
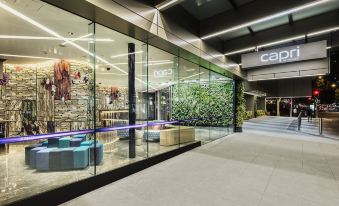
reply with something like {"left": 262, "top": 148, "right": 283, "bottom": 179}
{"left": 0, "top": 0, "right": 232, "bottom": 93}
{"left": 1, "top": 0, "right": 216, "bottom": 92}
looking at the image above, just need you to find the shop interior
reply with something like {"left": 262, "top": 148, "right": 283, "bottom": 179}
{"left": 0, "top": 0, "right": 234, "bottom": 204}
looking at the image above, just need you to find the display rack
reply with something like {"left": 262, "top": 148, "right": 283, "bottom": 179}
{"left": 99, "top": 110, "right": 129, "bottom": 127}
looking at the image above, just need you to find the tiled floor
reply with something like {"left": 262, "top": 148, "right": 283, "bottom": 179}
{"left": 62, "top": 117, "right": 339, "bottom": 206}
{"left": 0, "top": 126, "right": 230, "bottom": 205}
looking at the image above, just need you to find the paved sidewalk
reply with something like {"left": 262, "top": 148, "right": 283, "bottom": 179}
{"left": 62, "top": 118, "right": 339, "bottom": 206}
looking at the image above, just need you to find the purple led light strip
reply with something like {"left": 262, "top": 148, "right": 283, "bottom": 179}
{"left": 0, "top": 129, "right": 95, "bottom": 144}
{"left": 0, "top": 117, "right": 225, "bottom": 144}
{"left": 0, "top": 120, "right": 183, "bottom": 144}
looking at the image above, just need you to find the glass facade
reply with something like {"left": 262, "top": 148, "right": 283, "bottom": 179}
{"left": 0, "top": 0, "right": 234, "bottom": 204}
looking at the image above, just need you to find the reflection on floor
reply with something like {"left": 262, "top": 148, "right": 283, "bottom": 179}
{"left": 62, "top": 117, "right": 339, "bottom": 206}
{"left": 0, "top": 126, "right": 231, "bottom": 204}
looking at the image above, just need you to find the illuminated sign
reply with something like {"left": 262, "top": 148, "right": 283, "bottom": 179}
{"left": 260, "top": 46, "right": 300, "bottom": 63}
{"left": 241, "top": 41, "right": 327, "bottom": 68}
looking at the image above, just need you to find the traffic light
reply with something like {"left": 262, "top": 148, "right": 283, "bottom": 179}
{"left": 313, "top": 89, "right": 320, "bottom": 98}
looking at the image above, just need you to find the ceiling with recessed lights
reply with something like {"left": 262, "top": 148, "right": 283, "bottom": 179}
{"left": 148, "top": 0, "right": 339, "bottom": 59}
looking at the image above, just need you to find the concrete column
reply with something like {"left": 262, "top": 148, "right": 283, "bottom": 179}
{"left": 128, "top": 43, "right": 136, "bottom": 158}
{"left": 0, "top": 59, "right": 5, "bottom": 80}
{"left": 157, "top": 91, "right": 161, "bottom": 120}
{"left": 277, "top": 98, "right": 281, "bottom": 116}
{"left": 290, "top": 98, "right": 293, "bottom": 117}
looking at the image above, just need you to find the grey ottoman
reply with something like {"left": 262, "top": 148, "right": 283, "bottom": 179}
{"left": 25, "top": 144, "right": 42, "bottom": 165}
{"left": 49, "top": 149, "right": 62, "bottom": 170}
{"left": 36, "top": 148, "right": 57, "bottom": 171}
{"left": 89, "top": 143, "right": 103, "bottom": 165}
{"left": 29, "top": 147, "right": 47, "bottom": 168}
{"left": 60, "top": 148, "right": 75, "bottom": 170}
{"left": 74, "top": 146, "right": 89, "bottom": 169}
{"left": 48, "top": 138, "right": 59, "bottom": 148}
{"left": 70, "top": 138, "right": 83, "bottom": 147}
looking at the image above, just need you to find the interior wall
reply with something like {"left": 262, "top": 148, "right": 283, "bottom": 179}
{"left": 0, "top": 61, "right": 93, "bottom": 136}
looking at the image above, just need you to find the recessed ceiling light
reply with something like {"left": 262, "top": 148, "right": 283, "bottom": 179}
{"left": 111, "top": 51, "right": 143, "bottom": 58}
{"left": 224, "top": 26, "right": 339, "bottom": 56}
{"left": 0, "top": 35, "right": 114, "bottom": 42}
{"left": 156, "top": 0, "right": 179, "bottom": 10}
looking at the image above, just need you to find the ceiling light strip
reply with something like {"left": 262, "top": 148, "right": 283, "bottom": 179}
{"left": 0, "top": 35, "right": 114, "bottom": 42}
{"left": 111, "top": 51, "right": 143, "bottom": 58}
{"left": 179, "top": 72, "right": 204, "bottom": 81}
{"left": 156, "top": 0, "right": 179, "bottom": 10}
{"left": 202, "top": 0, "right": 330, "bottom": 40}
{"left": 225, "top": 26, "right": 339, "bottom": 56}
{"left": 225, "top": 47, "right": 256, "bottom": 56}
{"left": 61, "top": 33, "right": 93, "bottom": 45}
{"left": 0, "top": 53, "right": 57, "bottom": 60}
{"left": 257, "top": 35, "right": 304, "bottom": 48}
{"left": 307, "top": 26, "right": 339, "bottom": 37}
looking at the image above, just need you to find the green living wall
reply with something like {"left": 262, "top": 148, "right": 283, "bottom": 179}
{"left": 172, "top": 81, "right": 234, "bottom": 127}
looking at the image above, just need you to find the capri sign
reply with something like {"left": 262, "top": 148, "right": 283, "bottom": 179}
{"left": 241, "top": 41, "right": 327, "bottom": 69}
{"left": 260, "top": 46, "right": 300, "bottom": 63}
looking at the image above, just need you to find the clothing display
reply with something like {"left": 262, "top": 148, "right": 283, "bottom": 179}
{"left": 54, "top": 59, "right": 71, "bottom": 100}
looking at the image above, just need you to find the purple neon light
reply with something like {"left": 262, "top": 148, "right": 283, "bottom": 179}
{"left": 0, "top": 129, "right": 94, "bottom": 144}
{"left": 97, "top": 123, "right": 148, "bottom": 133}
{"left": 0, "top": 117, "right": 221, "bottom": 144}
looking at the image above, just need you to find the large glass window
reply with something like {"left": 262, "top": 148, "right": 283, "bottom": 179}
{"left": 0, "top": 0, "right": 95, "bottom": 204}
{"left": 0, "top": 0, "right": 235, "bottom": 204}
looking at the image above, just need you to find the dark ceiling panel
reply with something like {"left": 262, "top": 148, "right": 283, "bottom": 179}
{"left": 223, "top": 10, "right": 339, "bottom": 53}
{"left": 179, "top": 0, "right": 233, "bottom": 20}
{"left": 200, "top": 0, "right": 314, "bottom": 38}
{"left": 233, "top": 0, "right": 255, "bottom": 7}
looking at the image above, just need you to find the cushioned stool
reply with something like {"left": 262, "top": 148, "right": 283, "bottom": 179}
{"left": 144, "top": 131, "right": 161, "bottom": 142}
{"left": 70, "top": 138, "right": 83, "bottom": 147}
{"left": 74, "top": 146, "right": 89, "bottom": 169}
{"left": 48, "top": 138, "right": 59, "bottom": 148}
{"left": 25, "top": 144, "right": 42, "bottom": 165}
{"left": 60, "top": 148, "right": 75, "bottom": 170}
{"left": 41, "top": 141, "right": 49, "bottom": 147}
{"left": 117, "top": 130, "right": 129, "bottom": 139}
{"left": 80, "top": 140, "right": 96, "bottom": 146}
{"left": 36, "top": 148, "right": 56, "bottom": 171}
{"left": 49, "top": 149, "right": 62, "bottom": 170}
{"left": 73, "top": 134, "right": 87, "bottom": 141}
{"left": 59, "top": 137, "right": 71, "bottom": 148}
{"left": 29, "top": 147, "right": 47, "bottom": 168}
{"left": 89, "top": 143, "right": 103, "bottom": 165}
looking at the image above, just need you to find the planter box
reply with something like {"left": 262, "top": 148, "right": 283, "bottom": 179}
{"left": 159, "top": 125, "right": 195, "bottom": 146}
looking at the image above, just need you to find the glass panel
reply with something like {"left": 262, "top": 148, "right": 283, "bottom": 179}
{"left": 198, "top": 67, "right": 211, "bottom": 144}
{"left": 0, "top": 0, "right": 236, "bottom": 204}
{"left": 147, "top": 45, "right": 180, "bottom": 156}
{"left": 0, "top": 0, "right": 95, "bottom": 204}
{"left": 94, "top": 24, "right": 147, "bottom": 174}
{"left": 174, "top": 58, "right": 204, "bottom": 144}
{"left": 209, "top": 71, "right": 234, "bottom": 141}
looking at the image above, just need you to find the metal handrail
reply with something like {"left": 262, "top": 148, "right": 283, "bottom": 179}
{"left": 319, "top": 117, "right": 323, "bottom": 135}
{"left": 297, "top": 112, "right": 302, "bottom": 131}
